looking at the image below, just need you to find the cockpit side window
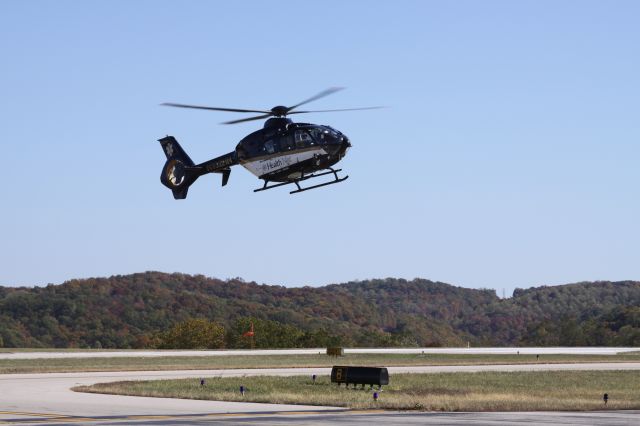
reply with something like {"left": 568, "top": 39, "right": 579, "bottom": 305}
{"left": 308, "top": 128, "right": 326, "bottom": 143}
{"left": 295, "top": 130, "right": 312, "bottom": 148}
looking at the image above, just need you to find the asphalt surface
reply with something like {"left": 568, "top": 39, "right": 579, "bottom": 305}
{"left": 1, "top": 346, "right": 638, "bottom": 359}
{"left": 3, "top": 410, "right": 640, "bottom": 425}
{"left": 2, "top": 361, "right": 640, "bottom": 424}
{"left": 92, "top": 410, "right": 640, "bottom": 425}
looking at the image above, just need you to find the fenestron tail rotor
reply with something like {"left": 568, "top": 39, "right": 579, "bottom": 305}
{"left": 161, "top": 87, "right": 384, "bottom": 124}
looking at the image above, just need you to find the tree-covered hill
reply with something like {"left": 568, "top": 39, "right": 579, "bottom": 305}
{"left": 0, "top": 272, "right": 638, "bottom": 348}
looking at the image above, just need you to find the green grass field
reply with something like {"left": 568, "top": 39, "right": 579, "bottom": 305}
{"left": 1, "top": 352, "right": 639, "bottom": 374}
{"left": 74, "top": 370, "right": 640, "bottom": 411}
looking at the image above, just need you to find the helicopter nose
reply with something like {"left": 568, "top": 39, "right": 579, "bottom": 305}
{"left": 339, "top": 136, "right": 351, "bottom": 158}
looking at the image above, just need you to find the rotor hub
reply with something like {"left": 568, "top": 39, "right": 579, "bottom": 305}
{"left": 270, "top": 105, "right": 289, "bottom": 117}
{"left": 263, "top": 117, "right": 292, "bottom": 129}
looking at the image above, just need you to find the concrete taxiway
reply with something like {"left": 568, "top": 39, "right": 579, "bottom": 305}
{"left": 1, "top": 362, "right": 640, "bottom": 424}
{"left": 0, "top": 346, "right": 637, "bottom": 359}
{"left": 3, "top": 410, "right": 640, "bottom": 425}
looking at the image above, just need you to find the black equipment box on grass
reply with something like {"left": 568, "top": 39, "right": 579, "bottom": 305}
{"left": 326, "top": 347, "right": 344, "bottom": 356}
{"left": 331, "top": 366, "right": 389, "bottom": 387}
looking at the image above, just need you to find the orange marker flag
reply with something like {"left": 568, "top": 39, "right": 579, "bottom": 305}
{"left": 242, "top": 321, "right": 255, "bottom": 337}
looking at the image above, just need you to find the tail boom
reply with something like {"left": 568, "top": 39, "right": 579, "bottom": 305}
{"left": 158, "top": 136, "right": 237, "bottom": 199}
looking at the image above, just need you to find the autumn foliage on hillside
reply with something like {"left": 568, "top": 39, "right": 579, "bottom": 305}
{"left": 0, "top": 272, "right": 638, "bottom": 348}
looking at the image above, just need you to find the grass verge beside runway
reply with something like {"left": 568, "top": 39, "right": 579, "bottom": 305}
{"left": 75, "top": 370, "right": 640, "bottom": 411}
{"left": 3, "top": 353, "right": 640, "bottom": 373}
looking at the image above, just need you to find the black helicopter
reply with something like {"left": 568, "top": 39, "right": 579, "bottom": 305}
{"left": 158, "top": 87, "right": 380, "bottom": 199}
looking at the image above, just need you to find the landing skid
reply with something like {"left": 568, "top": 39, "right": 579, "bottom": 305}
{"left": 254, "top": 168, "right": 349, "bottom": 194}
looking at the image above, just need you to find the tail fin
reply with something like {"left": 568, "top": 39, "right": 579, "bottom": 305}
{"left": 158, "top": 136, "right": 201, "bottom": 199}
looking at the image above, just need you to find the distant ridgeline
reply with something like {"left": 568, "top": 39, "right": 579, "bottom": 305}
{"left": 0, "top": 272, "right": 639, "bottom": 348}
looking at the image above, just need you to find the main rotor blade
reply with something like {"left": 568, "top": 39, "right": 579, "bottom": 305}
{"left": 221, "top": 113, "right": 272, "bottom": 125}
{"left": 161, "top": 103, "right": 270, "bottom": 114}
{"left": 287, "top": 87, "right": 345, "bottom": 112}
{"left": 288, "top": 106, "right": 387, "bottom": 114}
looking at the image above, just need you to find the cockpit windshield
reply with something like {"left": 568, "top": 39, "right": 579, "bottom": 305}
{"left": 325, "top": 127, "right": 342, "bottom": 138}
{"left": 293, "top": 126, "right": 343, "bottom": 148}
{"left": 306, "top": 126, "right": 341, "bottom": 144}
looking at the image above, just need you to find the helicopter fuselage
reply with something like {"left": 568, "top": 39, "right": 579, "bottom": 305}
{"left": 235, "top": 117, "right": 351, "bottom": 182}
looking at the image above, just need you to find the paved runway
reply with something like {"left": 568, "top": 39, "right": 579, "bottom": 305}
{"left": 1, "top": 346, "right": 638, "bottom": 359}
{"left": 3, "top": 410, "right": 640, "bottom": 425}
{"left": 2, "top": 362, "right": 640, "bottom": 424}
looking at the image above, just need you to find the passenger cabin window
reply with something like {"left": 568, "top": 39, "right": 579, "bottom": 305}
{"left": 237, "top": 145, "right": 248, "bottom": 160}
{"left": 264, "top": 140, "right": 276, "bottom": 154}
{"left": 280, "top": 134, "right": 294, "bottom": 150}
{"left": 295, "top": 130, "right": 312, "bottom": 148}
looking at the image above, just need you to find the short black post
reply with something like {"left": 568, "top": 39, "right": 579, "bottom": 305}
{"left": 312, "top": 374, "right": 317, "bottom": 384}
{"left": 200, "top": 378, "right": 205, "bottom": 386}
{"left": 240, "top": 385, "right": 245, "bottom": 396}
{"left": 603, "top": 393, "right": 609, "bottom": 405}
{"left": 373, "top": 391, "right": 379, "bottom": 401}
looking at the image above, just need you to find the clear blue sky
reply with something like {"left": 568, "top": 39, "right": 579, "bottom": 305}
{"left": 1, "top": 1, "right": 638, "bottom": 296}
